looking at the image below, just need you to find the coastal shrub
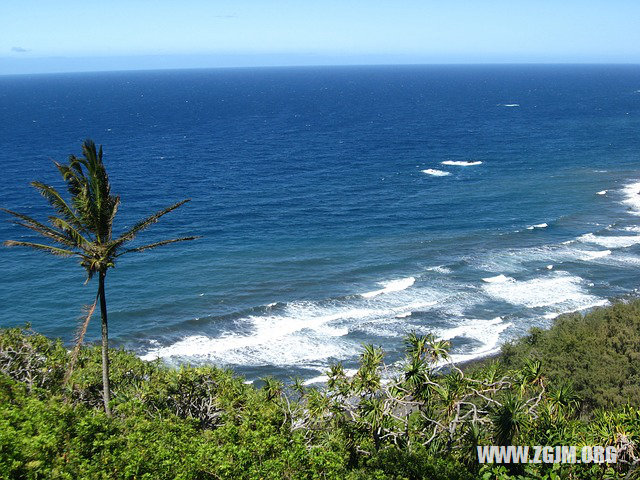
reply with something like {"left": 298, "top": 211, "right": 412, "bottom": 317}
{"left": 500, "top": 299, "right": 640, "bottom": 410}
{"left": 0, "top": 325, "right": 68, "bottom": 393}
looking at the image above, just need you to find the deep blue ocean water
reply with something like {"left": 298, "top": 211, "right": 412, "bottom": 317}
{"left": 1, "top": 65, "right": 640, "bottom": 382}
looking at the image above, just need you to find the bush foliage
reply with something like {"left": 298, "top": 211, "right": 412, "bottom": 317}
{"left": 1, "top": 301, "right": 640, "bottom": 479}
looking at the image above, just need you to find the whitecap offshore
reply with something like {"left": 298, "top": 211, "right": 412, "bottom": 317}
{"left": 421, "top": 168, "right": 451, "bottom": 176}
{"left": 441, "top": 160, "right": 483, "bottom": 166}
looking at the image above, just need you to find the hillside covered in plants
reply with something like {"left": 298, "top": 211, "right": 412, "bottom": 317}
{"left": 1, "top": 300, "right": 640, "bottom": 479}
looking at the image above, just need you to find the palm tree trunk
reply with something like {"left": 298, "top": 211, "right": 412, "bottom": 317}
{"left": 98, "top": 270, "right": 112, "bottom": 417}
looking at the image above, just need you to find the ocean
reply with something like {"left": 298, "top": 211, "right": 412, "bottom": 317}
{"left": 1, "top": 64, "right": 639, "bottom": 383}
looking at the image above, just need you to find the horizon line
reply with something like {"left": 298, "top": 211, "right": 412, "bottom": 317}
{"left": 2, "top": 61, "right": 639, "bottom": 78}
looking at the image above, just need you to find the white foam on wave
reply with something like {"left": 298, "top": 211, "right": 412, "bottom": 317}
{"left": 480, "top": 240, "right": 604, "bottom": 271}
{"left": 434, "top": 317, "right": 512, "bottom": 364}
{"left": 437, "top": 317, "right": 507, "bottom": 342}
{"left": 576, "top": 249, "right": 612, "bottom": 260}
{"left": 356, "top": 299, "right": 441, "bottom": 338}
{"left": 441, "top": 160, "right": 483, "bottom": 166}
{"left": 622, "top": 181, "right": 640, "bottom": 215}
{"left": 526, "top": 223, "right": 548, "bottom": 230}
{"left": 472, "top": 241, "right": 617, "bottom": 274}
{"left": 139, "top": 302, "right": 360, "bottom": 367}
{"left": 473, "top": 250, "right": 531, "bottom": 273}
{"left": 482, "top": 274, "right": 512, "bottom": 283}
{"left": 141, "top": 299, "right": 410, "bottom": 366}
{"left": 361, "top": 277, "right": 416, "bottom": 298}
{"left": 141, "top": 278, "right": 444, "bottom": 367}
{"left": 422, "top": 168, "right": 451, "bottom": 177}
{"left": 426, "top": 265, "right": 452, "bottom": 274}
{"left": 578, "top": 233, "right": 640, "bottom": 248}
{"left": 596, "top": 190, "right": 607, "bottom": 195}
{"left": 482, "top": 271, "right": 601, "bottom": 309}
{"left": 607, "top": 254, "right": 640, "bottom": 266}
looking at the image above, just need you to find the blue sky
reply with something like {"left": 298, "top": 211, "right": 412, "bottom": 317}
{"left": 1, "top": 0, "right": 639, "bottom": 74}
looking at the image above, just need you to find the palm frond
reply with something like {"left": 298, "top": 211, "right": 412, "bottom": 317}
{"left": 48, "top": 216, "right": 93, "bottom": 251}
{"left": 1, "top": 208, "right": 76, "bottom": 247}
{"left": 112, "top": 199, "right": 191, "bottom": 247}
{"left": 3, "top": 240, "right": 83, "bottom": 258}
{"left": 55, "top": 160, "right": 86, "bottom": 200}
{"left": 64, "top": 294, "right": 98, "bottom": 385}
{"left": 116, "top": 236, "right": 199, "bottom": 256}
{"left": 30, "top": 181, "right": 86, "bottom": 232}
{"left": 108, "top": 196, "right": 120, "bottom": 230}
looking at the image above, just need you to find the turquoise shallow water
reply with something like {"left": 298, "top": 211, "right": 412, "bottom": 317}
{"left": 1, "top": 65, "right": 640, "bottom": 382}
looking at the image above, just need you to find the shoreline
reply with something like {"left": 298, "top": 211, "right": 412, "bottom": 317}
{"left": 454, "top": 350, "right": 502, "bottom": 370}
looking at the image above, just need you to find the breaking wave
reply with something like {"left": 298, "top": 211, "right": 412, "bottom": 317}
{"left": 578, "top": 233, "right": 640, "bottom": 249}
{"left": 481, "top": 271, "right": 601, "bottom": 309}
{"left": 526, "top": 223, "right": 548, "bottom": 230}
{"left": 361, "top": 277, "right": 416, "bottom": 298}
{"left": 622, "top": 181, "right": 640, "bottom": 215}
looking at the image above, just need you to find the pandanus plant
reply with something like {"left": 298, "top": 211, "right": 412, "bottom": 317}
{"left": 2, "top": 140, "right": 198, "bottom": 415}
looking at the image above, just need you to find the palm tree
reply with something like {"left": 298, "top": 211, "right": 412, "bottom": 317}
{"left": 2, "top": 139, "right": 198, "bottom": 416}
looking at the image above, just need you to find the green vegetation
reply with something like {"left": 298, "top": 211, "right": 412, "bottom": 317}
{"left": 2, "top": 140, "right": 197, "bottom": 415}
{"left": 499, "top": 300, "right": 640, "bottom": 410}
{"left": 1, "top": 301, "right": 640, "bottom": 479}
